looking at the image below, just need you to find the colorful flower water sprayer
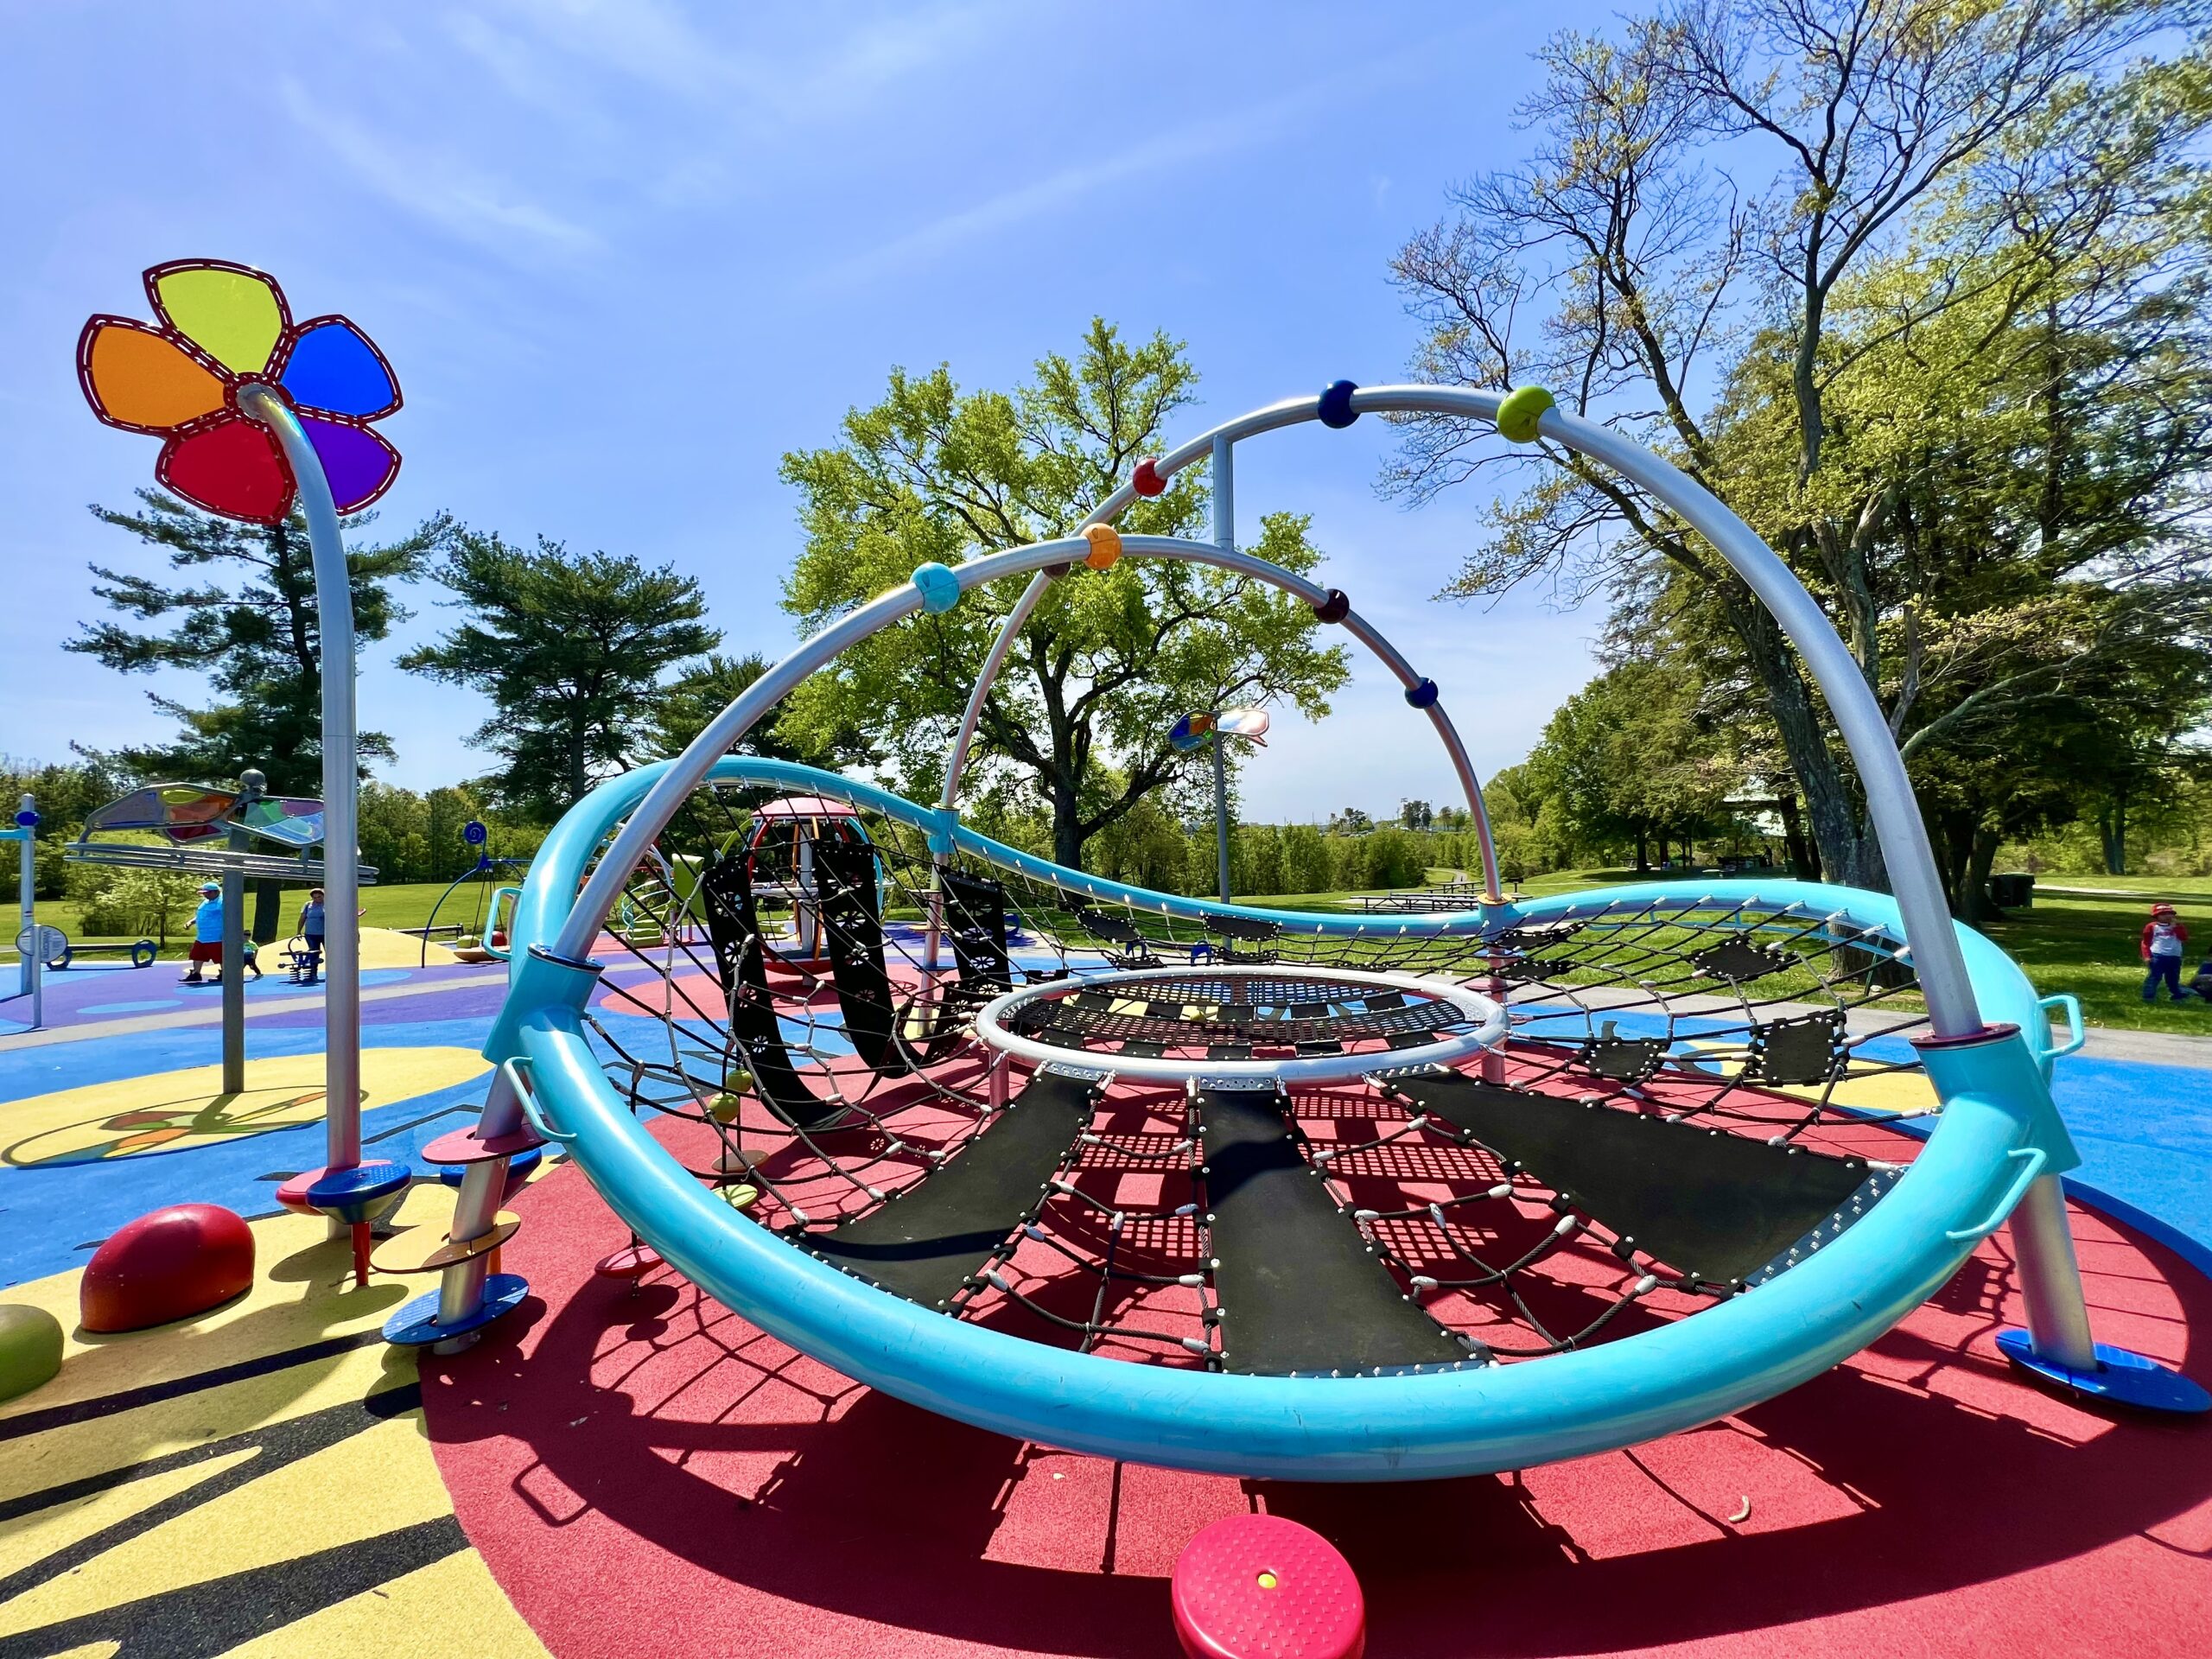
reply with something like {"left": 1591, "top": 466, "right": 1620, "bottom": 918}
{"left": 76, "top": 260, "right": 400, "bottom": 1193}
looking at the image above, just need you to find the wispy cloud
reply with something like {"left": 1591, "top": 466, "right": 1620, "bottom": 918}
{"left": 824, "top": 118, "right": 1265, "bottom": 288}
{"left": 824, "top": 45, "right": 1433, "bottom": 288}
{"left": 276, "top": 77, "right": 600, "bottom": 261}
{"left": 483, "top": 0, "right": 1001, "bottom": 125}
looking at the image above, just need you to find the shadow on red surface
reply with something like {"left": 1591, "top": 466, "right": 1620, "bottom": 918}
{"left": 424, "top": 1147, "right": 2212, "bottom": 1659}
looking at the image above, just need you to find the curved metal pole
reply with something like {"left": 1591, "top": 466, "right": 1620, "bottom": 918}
{"left": 560, "top": 534, "right": 1271, "bottom": 960}
{"left": 937, "top": 422, "right": 1503, "bottom": 897}
{"left": 941, "top": 385, "right": 1978, "bottom": 1036}
{"left": 236, "top": 385, "right": 360, "bottom": 1170}
{"left": 569, "top": 385, "right": 1982, "bottom": 1033}
{"left": 1431, "top": 393, "right": 1980, "bottom": 1038}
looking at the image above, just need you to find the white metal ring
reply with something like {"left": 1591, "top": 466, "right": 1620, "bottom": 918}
{"left": 972, "top": 963, "right": 1506, "bottom": 1084}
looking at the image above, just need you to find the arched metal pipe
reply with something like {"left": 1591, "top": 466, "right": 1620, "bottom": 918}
{"left": 936, "top": 404, "right": 1505, "bottom": 899}
{"left": 565, "top": 381, "right": 1983, "bottom": 1036}
{"left": 561, "top": 535, "right": 1325, "bottom": 962}
{"left": 942, "top": 384, "right": 1983, "bottom": 1037}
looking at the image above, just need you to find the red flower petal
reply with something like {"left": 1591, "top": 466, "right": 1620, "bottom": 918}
{"left": 156, "top": 414, "right": 295, "bottom": 524}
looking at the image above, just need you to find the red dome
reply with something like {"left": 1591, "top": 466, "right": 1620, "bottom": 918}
{"left": 80, "top": 1203, "right": 254, "bottom": 1332}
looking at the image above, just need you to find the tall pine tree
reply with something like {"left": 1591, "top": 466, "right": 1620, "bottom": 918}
{"left": 69, "top": 489, "right": 450, "bottom": 791}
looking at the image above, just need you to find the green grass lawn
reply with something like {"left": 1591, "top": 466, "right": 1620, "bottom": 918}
{"left": 1975, "top": 893, "right": 2211, "bottom": 1034}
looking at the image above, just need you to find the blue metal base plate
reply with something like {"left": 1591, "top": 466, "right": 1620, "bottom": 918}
{"left": 1996, "top": 1328, "right": 2212, "bottom": 1414}
{"left": 382, "top": 1273, "right": 531, "bottom": 1348}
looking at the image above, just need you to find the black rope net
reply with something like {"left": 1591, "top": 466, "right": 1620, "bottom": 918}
{"left": 564, "top": 779, "right": 1937, "bottom": 1376}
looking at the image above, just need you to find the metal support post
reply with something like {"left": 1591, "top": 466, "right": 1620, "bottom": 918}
{"left": 15, "top": 794, "right": 31, "bottom": 998}
{"left": 1211, "top": 436, "right": 1233, "bottom": 551}
{"left": 219, "top": 770, "right": 264, "bottom": 1096}
{"left": 238, "top": 386, "right": 361, "bottom": 1174}
{"left": 434, "top": 1058, "right": 531, "bottom": 1351}
{"left": 2009, "top": 1172, "right": 2100, "bottom": 1373}
{"left": 1211, "top": 738, "right": 1232, "bottom": 904}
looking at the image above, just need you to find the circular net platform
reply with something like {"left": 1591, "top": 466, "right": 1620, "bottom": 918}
{"left": 976, "top": 964, "right": 1503, "bottom": 1084}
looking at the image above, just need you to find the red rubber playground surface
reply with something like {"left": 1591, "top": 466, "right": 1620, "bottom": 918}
{"left": 420, "top": 1116, "right": 2212, "bottom": 1659}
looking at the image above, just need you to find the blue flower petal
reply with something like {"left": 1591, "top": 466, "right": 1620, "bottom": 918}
{"left": 280, "top": 317, "right": 399, "bottom": 420}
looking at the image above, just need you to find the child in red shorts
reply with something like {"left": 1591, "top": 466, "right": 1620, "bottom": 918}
{"left": 183, "top": 880, "right": 224, "bottom": 984}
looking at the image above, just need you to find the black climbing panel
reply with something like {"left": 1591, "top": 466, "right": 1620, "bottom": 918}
{"left": 814, "top": 836, "right": 909, "bottom": 1077}
{"left": 942, "top": 867, "right": 1016, "bottom": 998}
{"left": 697, "top": 849, "right": 848, "bottom": 1132}
{"left": 1745, "top": 1012, "right": 1847, "bottom": 1085}
{"left": 1391, "top": 1074, "right": 1875, "bottom": 1285}
{"left": 806, "top": 1069, "right": 1101, "bottom": 1307}
{"left": 1199, "top": 1087, "right": 1465, "bottom": 1376}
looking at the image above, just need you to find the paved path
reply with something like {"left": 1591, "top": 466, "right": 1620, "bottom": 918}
{"left": 2080, "top": 1024, "right": 2212, "bottom": 1066}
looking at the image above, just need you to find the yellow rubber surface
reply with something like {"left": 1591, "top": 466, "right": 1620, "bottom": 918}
{"left": 0, "top": 1193, "right": 548, "bottom": 1657}
{"left": 359, "top": 927, "right": 460, "bottom": 969}
{"left": 2, "top": 1046, "right": 490, "bottom": 1168}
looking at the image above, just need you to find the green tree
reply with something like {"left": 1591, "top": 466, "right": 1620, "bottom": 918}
{"left": 1281, "top": 823, "right": 1333, "bottom": 893}
{"left": 0, "top": 754, "right": 125, "bottom": 902}
{"left": 68, "top": 491, "right": 448, "bottom": 791}
{"left": 1391, "top": 0, "right": 2201, "bottom": 888}
{"left": 79, "top": 868, "right": 202, "bottom": 947}
{"left": 778, "top": 321, "right": 1349, "bottom": 870}
{"left": 1525, "top": 661, "right": 1739, "bottom": 869}
{"left": 652, "top": 651, "right": 835, "bottom": 762}
{"left": 402, "top": 531, "right": 720, "bottom": 816}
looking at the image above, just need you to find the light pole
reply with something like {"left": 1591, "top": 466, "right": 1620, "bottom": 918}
{"left": 1171, "top": 707, "right": 1272, "bottom": 903}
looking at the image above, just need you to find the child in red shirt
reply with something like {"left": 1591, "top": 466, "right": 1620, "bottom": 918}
{"left": 2143, "top": 903, "right": 2189, "bottom": 1001}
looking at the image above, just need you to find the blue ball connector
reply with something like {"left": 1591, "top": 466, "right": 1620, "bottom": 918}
{"left": 1404, "top": 678, "right": 1440, "bottom": 709}
{"left": 912, "top": 562, "right": 961, "bottom": 614}
{"left": 1318, "top": 380, "right": 1359, "bottom": 429}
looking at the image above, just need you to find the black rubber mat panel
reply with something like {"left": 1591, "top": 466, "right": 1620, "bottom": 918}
{"left": 1200, "top": 1088, "right": 1465, "bottom": 1376}
{"left": 815, "top": 836, "right": 909, "bottom": 1077}
{"left": 1393, "top": 1074, "right": 1873, "bottom": 1284}
{"left": 806, "top": 1070, "right": 1100, "bottom": 1307}
{"left": 698, "top": 851, "right": 849, "bottom": 1132}
{"left": 943, "top": 867, "right": 1015, "bottom": 997}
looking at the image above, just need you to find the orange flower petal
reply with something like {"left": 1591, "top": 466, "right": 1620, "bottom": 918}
{"left": 78, "top": 318, "right": 228, "bottom": 434}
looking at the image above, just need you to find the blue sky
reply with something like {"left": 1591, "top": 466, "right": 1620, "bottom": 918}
{"left": 1, "top": 1, "right": 1617, "bottom": 824}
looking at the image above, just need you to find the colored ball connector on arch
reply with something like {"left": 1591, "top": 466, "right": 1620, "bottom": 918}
{"left": 912, "top": 561, "right": 961, "bottom": 614}
{"left": 1130, "top": 457, "right": 1166, "bottom": 499}
{"left": 1405, "top": 677, "right": 1440, "bottom": 709}
{"left": 1318, "top": 379, "right": 1360, "bottom": 429}
{"left": 1313, "top": 588, "right": 1351, "bottom": 624}
{"left": 1083, "top": 524, "right": 1122, "bottom": 569}
{"left": 1497, "top": 385, "right": 1556, "bottom": 443}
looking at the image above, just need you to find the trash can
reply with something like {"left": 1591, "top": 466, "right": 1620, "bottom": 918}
{"left": 1988, "top": 872, "right": 2035, "bottom": 909}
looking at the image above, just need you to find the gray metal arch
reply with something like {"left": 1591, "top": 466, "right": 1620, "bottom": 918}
{"left": 938, "top": 398, "right": 1504, "bottom": 899}
{"left": 946, "top": 384, "right": 1983, "bottom": 1037}
{"left": 560, "top": 383, "right": 1982, "bottom": 1036}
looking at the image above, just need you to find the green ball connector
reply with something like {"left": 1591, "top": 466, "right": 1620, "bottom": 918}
{"left": 710, "top": 1076, "right": 752, "bottom": 1124}
{"left": 1497, "top": 385, "right": 1555, "bottom": 443}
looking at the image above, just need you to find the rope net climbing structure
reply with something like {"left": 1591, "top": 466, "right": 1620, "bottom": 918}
{"left": 570, "top": 770, "right": 1935, "bottom": 1382}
